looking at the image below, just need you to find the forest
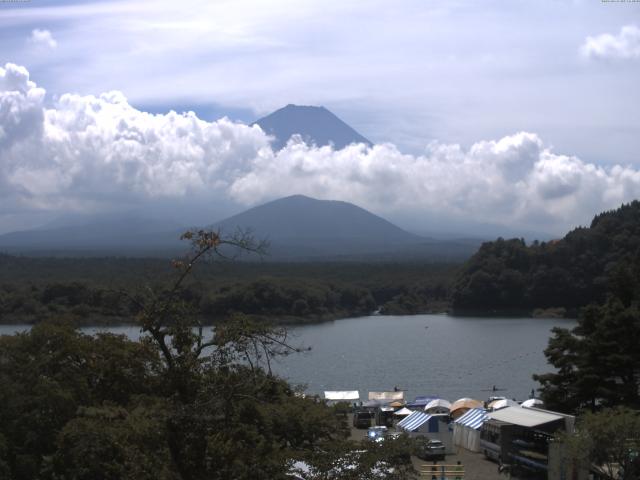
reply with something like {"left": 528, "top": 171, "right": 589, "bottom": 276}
{"left": 4, "top": 201, "right": 640, "bottom": 326}
{"left": 534, "top": 248, "right": 640, "bottom": 414}
{"left": 2, "top": 212, "right": 640, "bottom": 478}
{"left": 450, "top": 201, "right": 640, "bottom": 316}
{"left": 0, "top": 254, "right": 455, "bottom": 325}
{"left": 4, "top": 202, "right": 640, "bottom": 325}
{"left": 0, "top": 232, "right": 416, "bottom": 480}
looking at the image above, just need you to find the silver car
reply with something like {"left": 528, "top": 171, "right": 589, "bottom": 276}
{"left": 415, "top": 438, "right": 446, "bottom": 461}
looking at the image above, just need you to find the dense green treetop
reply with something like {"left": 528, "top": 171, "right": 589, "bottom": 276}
{"left": 451, "top": 201, "right": 640, "bottom": 314}
{"left": 534, "top": 248, "right": 640, "bottom": 414}
{"left": 561, "top": 407, "right": 640, "bottom": 480}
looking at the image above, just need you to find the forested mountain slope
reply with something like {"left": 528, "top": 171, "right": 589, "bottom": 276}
{"left": 451, "top": 201, "right": 640, "bottom": 315}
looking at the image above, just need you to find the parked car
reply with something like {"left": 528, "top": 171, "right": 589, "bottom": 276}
{"left": 353, "top": 410, "right": 374, "bottom": 429}
{"left": 414, "top": 438, "right": 446, "bottom": 461}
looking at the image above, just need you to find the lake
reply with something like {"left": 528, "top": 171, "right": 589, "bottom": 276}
{"left": 0, "top": 314, "right": 575, "bottom": 403}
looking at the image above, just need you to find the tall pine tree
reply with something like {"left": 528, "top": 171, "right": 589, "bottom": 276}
{"left": 534, "top": 255, "right": 640, "bottom": 413}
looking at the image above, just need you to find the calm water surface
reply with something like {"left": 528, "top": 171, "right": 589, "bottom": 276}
{"left": 0, "top": 314, "right": 575, "bottom": 403}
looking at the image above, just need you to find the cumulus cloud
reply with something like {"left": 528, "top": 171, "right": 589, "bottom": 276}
{"left": 229, "top": 134, "right": 640, "bottom": 232}
{"left": 28, "top": 29, "right": 58, "bottom": 49}
{"left": 581, "top": 25, "right": 640, "bottom": 61}
{"left": 0, "top": 63, "right": 268, "bottom": 213}
{"left": 1, "top": 62, "right": 640, "bottom": 234}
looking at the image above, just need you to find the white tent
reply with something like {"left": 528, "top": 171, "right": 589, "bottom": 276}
{"left": 452, "top": 408, "right": 487, "bottom": 452}
{"left": 323, "top": 391, "right": 360, "bottom": 401}
{"left": 488, "top": 398, "right": 519, "bottom": 410}
{"left": 393, "top": 407, "right": 413, "bottom": 416}
{"left": 424, "top": 398, "right": 451, "bottom": 414}
{"left": 488, "top": 406, "right": 564, "bottom": 428}
{"left": 520, "top": 398, "right": 544, "bottom": 408}
{"left": 368, "top": 391, "right": 404, "bottom": 402}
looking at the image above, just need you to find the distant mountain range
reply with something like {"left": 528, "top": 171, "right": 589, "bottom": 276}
{"left": 0, "top": 214, "right": 185, "bottom": 256}
{"left": 253, "top": 104, "right": 371, "bottom": 150}
{"left": 0, "top": 195, "right": 480, "bottom": 261}
{"left": 0, "top": 104, "right": 540, "bottom": 259}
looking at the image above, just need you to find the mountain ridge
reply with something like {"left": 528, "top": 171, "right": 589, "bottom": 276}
{"left": 213, "top": 194, "right": 420, "bottom": 242}
{"left": 0, "top": 194, "right": 480, "bottom": 261}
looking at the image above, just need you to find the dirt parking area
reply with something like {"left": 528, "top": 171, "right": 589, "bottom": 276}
{"left": 348, "top": 415, "right": 517, "bottom": 480}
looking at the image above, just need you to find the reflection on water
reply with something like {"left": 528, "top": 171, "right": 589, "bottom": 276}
{"left": 0, "top": 314, "right": 575, "bottom": 402}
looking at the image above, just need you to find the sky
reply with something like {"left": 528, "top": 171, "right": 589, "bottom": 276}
{"left": 1, "top": 0, "right": 639, "bottom": 237}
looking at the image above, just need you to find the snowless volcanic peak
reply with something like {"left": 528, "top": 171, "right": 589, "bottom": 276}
{"left": 253, "top": 104, "right": 372, "bottom": 150}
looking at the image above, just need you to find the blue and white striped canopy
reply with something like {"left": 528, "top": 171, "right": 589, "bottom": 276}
{"left": 397, "top": 411, "right": 432, "bottom": 431}
{"left": 454, "top": 408, "right": 487, "bottom": 430}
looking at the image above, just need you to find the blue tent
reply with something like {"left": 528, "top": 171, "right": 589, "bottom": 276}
{"left": 398, "top": 411, "right": 430, "bottom": 432}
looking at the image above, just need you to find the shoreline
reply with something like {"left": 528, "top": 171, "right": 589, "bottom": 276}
{"left": 0, "top": 308, "right": 576, "bottom": 329}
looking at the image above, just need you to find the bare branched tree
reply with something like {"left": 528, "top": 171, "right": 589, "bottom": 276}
{"left": 126, "top": 228, "right": 310, "bottom": 402}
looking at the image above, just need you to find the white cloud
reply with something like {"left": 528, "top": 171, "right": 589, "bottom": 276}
{"left": 229, "top": 133, "right": 640, "bottom": 232}
{"left": 28, "top": 28, "right": 58, "bottom": 49}
{"left": 1, "top": 63, "right": 640, "bottom": 235}
{"left": 2, "top": 1, "right": 639, "bottom": 168}
{"left": 0, "top": 63, "right": 268, "bottom": 211}
{"left": 581, "top": 25, "right": 640, "bottom": 60}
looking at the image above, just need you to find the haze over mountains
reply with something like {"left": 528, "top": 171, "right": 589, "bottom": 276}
{"left": 214, "top": 195, "right": 417, "bottom": 243}
{"left": 0, "top": 104, "right": 549, "bottom": 258}
{"left": 0, "top": 214, "right": 184, "bottom": 256}
{"left": 0, "top": 195, "right": 479, "bottom": 260}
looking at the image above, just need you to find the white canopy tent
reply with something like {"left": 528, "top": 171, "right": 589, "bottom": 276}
{"left": 424, "top": 398, "right": 451, "bottom": 414}
{"left": 488, "top": 406, "right": 563, "bottom": 428}
{"left": 368, "top": 391, "right": 404, "bottom": 402}
{"left": 393, "top": 407, "right": 413, "bottom": 416}
{"left": 488, "top": 398, "right": 519, "bottom": 411}
{"left": 323, "top": 391, "right": 360, "bottom": 401}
